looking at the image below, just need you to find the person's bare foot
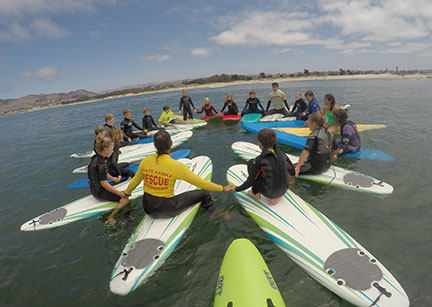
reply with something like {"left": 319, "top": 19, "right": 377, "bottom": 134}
{"left": 268, "top": 196, "right": 282, "bottom": 206}
{"left": 247, "top": 190, "right": 261, "bottom": 200}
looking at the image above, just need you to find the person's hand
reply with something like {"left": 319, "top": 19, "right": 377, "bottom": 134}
{"left": 127, "top": 137, "right": 132, "bottom": 142}
{"left": 223, "top": 185, "right": 235, "bottom": 192}
{"left": 193, "top": 109, "right": 197, "bottom": 113}
{"left": 295, "top": 165, "right": 301, "bottom": 178}
{"left": 120, "top": 191, "right": 130, "bottom": 198}
{"left": 331, "top": 154, "right": 338, "bottom": 162}
{"left": 113, "top": 175, "right": 122, "bottom": 183}
{"left": 143, "top": 129, "right": 148, "bottom": 133}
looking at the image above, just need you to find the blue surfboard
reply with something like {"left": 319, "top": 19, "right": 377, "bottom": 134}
{"left": 67, "top": 149, "right": 192, "bottom": 189}
{"left": 241, "top": 122, "right": 394, "bottom": 162}
{"left": 129, "top": 136, "right": 153, "bottom": 145}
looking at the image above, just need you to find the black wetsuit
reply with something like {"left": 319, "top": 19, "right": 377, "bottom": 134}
{"left": 288, "top": 98, "right": 308, "bottom": 119}
{"left": 242, "top": 97, "right": 265, "bottom": 115}
{"left": 236, "top": 146, "right": 295, "bottom": 198}
{"left": 197, "top": 104, "right": 218, "bottom": 116}
{"left": 179, "top": 95, "right": 195, "bottom": 120}
{"left": 120, "top": 118, "right": 147, "bottom": 139}
{"left": 297, "top": 127, "right": 333, "bottom": 175}
{"left": 108, "top": 144, "right": 135, "bottom": 179}
{"left": 220, "top": 100, "right": 239, "bottom": 115}
{"left": 142, "top": 115, "right": 162, "bottom": 131}
{"left": 88, "top": 155, "right": 121, "bottom": 202}
{"left": 104, "top": 123, "right": 129, "bottom": 144}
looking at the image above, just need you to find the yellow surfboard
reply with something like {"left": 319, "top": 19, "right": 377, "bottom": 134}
{"left": 275, "top": 124, "right": 386, "bottom": 137}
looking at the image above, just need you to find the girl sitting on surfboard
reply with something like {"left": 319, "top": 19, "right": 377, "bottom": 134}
{"left": 88, "top": 136, "right": 130, "bottom": 226}
{"left": 295, "top": 113, "right": 334, "bottom": 177}
{"left": 123, "top": 130, "right": 232, "bottom": 216}
{"left": 320, "top": 93, "right": 341, "bottom": 134}
{"left": 108, "top": 128, "right": 135, "bottom": 180}
{"left": 197, "top": 97, "right": 220, "bottom": 118}
{"left": 220, "top": 93, "right": 240, "bottom": 116}
{"left": 332, "top": 109, "right": 361, "bottom": 160}
{"left": 233, "top": 128, "right": 295, "bottom": 206}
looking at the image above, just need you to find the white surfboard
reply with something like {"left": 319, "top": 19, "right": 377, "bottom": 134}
{"left": 110, "top": 156, "right": 213, "bottom": 295}
{"left": 232, "top": 142, "right": 393, "bottom": 195}
{"left": 227, "top": 164, "right": 409, "bottom": 307}
{"left": 259, "top": 114, "right": 283, "bottom": 122}
{"left": 72, "top": 131, "right": 193, "bottom": 173}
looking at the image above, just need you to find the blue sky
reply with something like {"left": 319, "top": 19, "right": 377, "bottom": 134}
{"left": 1, "top": 0, "right": 432, "bottom": 99}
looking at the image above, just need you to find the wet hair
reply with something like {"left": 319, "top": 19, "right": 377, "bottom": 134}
{"left": 163, "top": 105, "right": 170, "bottom": 111}
{"left": 308, "top": 113, "right": 325, "bottom": 127}
{"left": 122, "top": 108, "right": 131, "bottom": 115}
{"left": 108, "top": 128, "right": 123, "bottom": 145}
{"left": 143, "top": 107, "right": 150, "bottom": 113}
{"left": 226, "top": 93, "right": 232, "bottom": 101}
{"left": 153, "top": 130, "right": 172, "bottom": 162}
{"left": 105, "top": 113, "right": 114, "bottom": 121}
{"left": 249, "top": 90, "right": 256, "bottom": 95}
{"left": 324, "top": 93, "right": 336, "bottom": 111}
{"left": 272, "top": 82, "right": 278, "bottom": 87}
{"left": 333, "top": 109, "right": 348, "bottom": 125}
{"left": 94, "top": 136, "right": 113, "bottom": 155}
{"left": 295, "top": 91, "right": 302, "bottom": 96}
{"left": 257, "top": 128, "right": 276, "bottom": 148}
{"left": 304, "top": 90, "right": 314, "bottom": 98}
{"left": 94, "top": 125, "right": 105, "bottom": 135}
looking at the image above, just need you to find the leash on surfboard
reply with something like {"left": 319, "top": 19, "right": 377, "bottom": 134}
{"left": 326, "top": 165, "right": 337, "bottom": 186}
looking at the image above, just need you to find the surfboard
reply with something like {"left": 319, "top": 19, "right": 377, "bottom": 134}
{"left": 241, "top": 122, "right": 394, "bottom": 162}
{"left": 72, "top": 131, "right": 193, "bottom": 173}
{"left": 226, "top": 164, "right": 409, "bottom": 307}
{"left": 201, "top": 113, "right": 223, "bottom": 122}
{"left": 241, "top": 113, "right": 262, "bottom": 123}
{"left": 109, "top": 156, "right": 213, "bottom": 295}
{"left": 214, "top": 238, "right": 286, "bottom": 307}
{"left": 71, "top": 139, "right": 153, "bottom": 159}
{"left": 231, "top": 142, "right": 393, "bottom": 194}
{"left": 170, "top": 115, "right": 207, "bottom": 125}
{"left": 275, "top": 124, "right": 387, "bottom": 137}
{"left": 67, "top": 149, "right": 191, "bottom": 189}
{"left": 222, "top": 114, "right": 241, "bottom": 121}
{"left": 260, "top": 114, "right": 283, "bottom": 122}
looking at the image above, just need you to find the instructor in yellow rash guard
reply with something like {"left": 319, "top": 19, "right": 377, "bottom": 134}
{"left": 124, "top": 130, "right": 233, "bottom": 216}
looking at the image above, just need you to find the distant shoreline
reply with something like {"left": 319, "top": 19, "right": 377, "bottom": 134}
{"left": 1, "top": 73, "right": 429, "bottom": 117}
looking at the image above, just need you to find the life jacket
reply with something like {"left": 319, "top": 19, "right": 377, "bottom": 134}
{"left": 254, "top": 147, "right": 291, "bottom": 198}
{"left": 341, "top": 120, "right": 361, "bottom": 149}
{"left": 307, "top": 126, "right": 333, "bottom": 170}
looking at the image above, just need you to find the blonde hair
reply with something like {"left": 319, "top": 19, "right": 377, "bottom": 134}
{"left": 94, "top": 136, "right": 113, "bottom": 155}
{"left": 105, "top": 113, "right": 114, "bottom": 121}
{"left": 108, "top": 128, "right": 123, "bottom": 145}
{"left": 122, "top": 108, "right": 131, "bottom": 115}
{"left": 94, "top": 125, "right": 105, "bottom": 135}
{"left": 226, "top": 93, "right": 232, "bottom": 100}
{"left": 295, "top": 91, "right": 302, "bottom": 96}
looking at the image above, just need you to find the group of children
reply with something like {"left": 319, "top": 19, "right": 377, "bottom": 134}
{"left": 87, "top": 84, "right": 361, "bottom": 226}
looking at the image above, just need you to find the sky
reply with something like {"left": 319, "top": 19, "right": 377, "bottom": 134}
{"left": 1, "top": 0, "right": 432, "bottom": 99}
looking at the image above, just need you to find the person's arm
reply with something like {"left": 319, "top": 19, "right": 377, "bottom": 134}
{"left": 132, "top": 120, "right": 143, "bottom": 131}
{"left": 124, "top": 159, "right": 145, "bottom": 195}
{"left": 220, "top": 102, "right": 227, "bottom": 113}
{"left": 235, "top": 159, "right": 260, "bottom": 191}
{"left": 295, "top": 150, "right": 310, "bottom": 177}
{"left": 150, "top": 116, "right": 157, "bottom": 127}
{"left": 257, "top": 98, "right": 264, "bottom": 111}
{"left": 233, "top": 102, "right": 239, "bottom": 113}
{"left": 242, "top": 98, "right": 250, "bottom": 113}
{"left": 173, "top": 161, "right": 223, "bottom": 191}
{"left": 190, "top": 98, "right": 196, "bottom": 110}
{"left": 284, "top": 100, "right": 290, "bottom": 111}
{"left": 196, "top": 105, "right": 204, "bottom": 114}
{"left": 291, "top": 102, "right": 298, "bottom": 113}
{"left": 211, "top": 105, "right": 218, "bottom": 114}
{"left": 266, "top": 100, "right": 271, "bottom": 111}
{"left": 109, "top": 147, "right": 122, "bottom": 176}
{"left": 100, "top": 180, "right": 124, "bottom": 197}
{"left": 179, "top": 97, "right": 183, "bottom": 111}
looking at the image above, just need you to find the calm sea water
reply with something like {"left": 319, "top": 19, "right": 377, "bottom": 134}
{"left": 1, "top": 78, "right": 431, "bottom": 307}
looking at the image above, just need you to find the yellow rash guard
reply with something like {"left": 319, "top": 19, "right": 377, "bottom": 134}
{"left": 158, "top": 111, "right": 174, "bottom": 124}
{"left": 125, "top": 153, "right": 223, "bottom": 197}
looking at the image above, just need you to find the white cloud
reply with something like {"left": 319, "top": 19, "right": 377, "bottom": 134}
{"left": 21, "top": 66, "right": 64, "bottom": 82}
{"left": 191, "top": 47, "right": 212, "bottom": 57}
{"left": 140, "top": 54, "right": 170, "bottom": 62}
{"left": 0, "top": 23, "right": 31, "bottom": 42}
{"left": 272, "top": 48, "right": 294, "bottom": 54}
{"left": 31, "top": 18, "right": 71, "bottom": 38}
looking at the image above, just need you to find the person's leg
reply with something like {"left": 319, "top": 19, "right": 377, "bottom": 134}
{"left": 186, "top": 107, "right": 194, "bottom": 119}
{"left": 182, "top": 109, "right": 188, "bottom": 121}
{"left": 107, "top": 196, "right": 130, "bottom": 226}
{"left": 120, "top": 167, "right": 135, "bottom": 179}
{"left": 338, "top": 144, "right": 358, "bottom": 157}
{"left": 94, "top": 190, "right": 129, "bottom": 226}
{"left": 278, "top": 108, "right": 290, "bottom": 117}
{"left": 296, "top": 161, "right": 319, "bottom": 175}
{"left": 265, "top": 109, "right": 277, "bottom": 116}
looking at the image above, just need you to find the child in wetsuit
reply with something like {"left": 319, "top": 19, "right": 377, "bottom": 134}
{"left": 234, "top": 128, "right": 295, "bottom": 206}
{"left": 142, "top": 108, "right": 162, "bottom": 132}
{"left": 179, "top": 89, "right": 196, "bottom": 120}
{"left": 288, "top": 91, "right": 308, "bottom": 119}
{"left": 242, "top": 90, "right": 265, "bottom": 116}
{"left": 303, "top": 90, "right": 320, "bottom": 120}
{"left": 120, "top": 108, "right": 149, "bottom": 140}
{"left": 197, "top": 97, "right": 219, "bottom": 117}
{"left": 158, "top": 105, "right": 188, "bottom": 128}
{"left": 123, "top": 130, "right": 232, "bottom": 217}
{"left": 295, "top": 113, "right": 333, "bottom": 177}
{"left": 108, "top": 128, "right": 135, "bottom": 180}
{"left": 220, "top": 93, "right": 240, "bottom": 116}
{"left": 332, "top": 109, "right": 361, "bottom": 159}
{"left": 88, "top": 136, "right": 130, "bottom": 226}
{"left": 93, "top": 125, "right": 106, "bottom": 152}
{"left": 104, "top": 113, "right": 131, "bottom": 143}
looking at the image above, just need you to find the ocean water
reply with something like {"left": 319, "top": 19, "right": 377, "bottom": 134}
{"left": 1, "top": 78, "right": 431, "bottom": 306}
